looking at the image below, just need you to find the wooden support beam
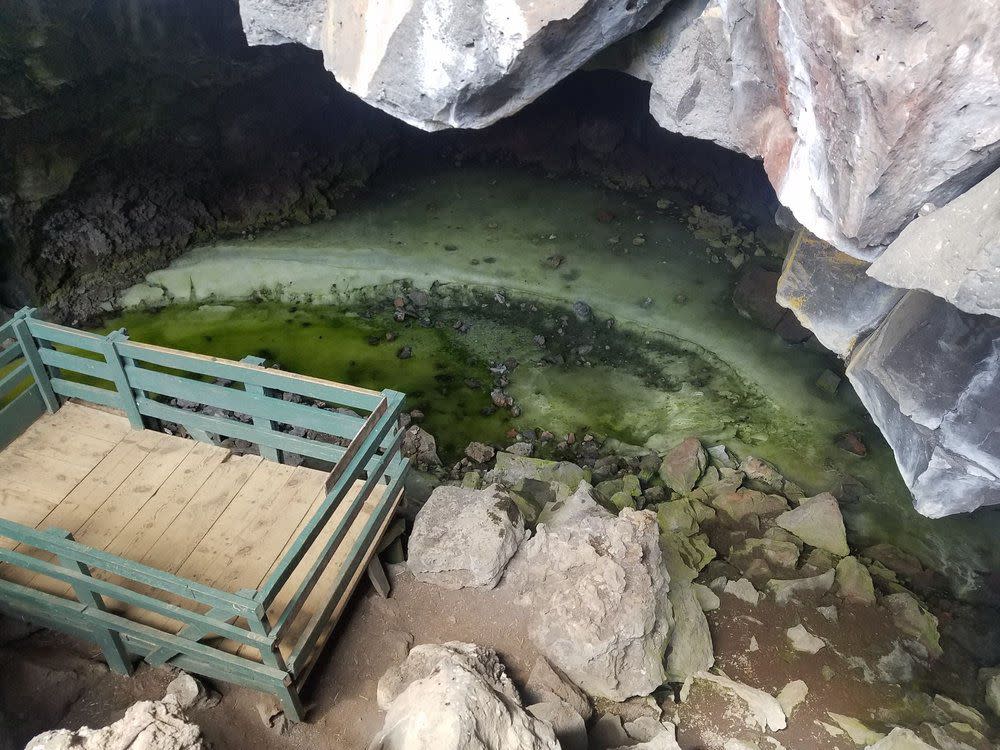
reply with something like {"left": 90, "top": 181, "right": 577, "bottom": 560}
{"left": 241, "top": 356, "right": 281, "bottom": 463}
{"left": 102, "top": 331, "right": 144, "bottom": 429}
{"left": 11, "top": 310, "right": 58, "bottom": 413}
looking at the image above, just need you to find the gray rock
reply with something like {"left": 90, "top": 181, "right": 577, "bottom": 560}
{"left": 786, "top": 623, "right": 825, "bottom": 654}
{"left": 523, "top": 658, "right": 592, "bottom": 722}
{"left": 869, "top": 167, "right": 1000, "bottom": 317}
{"left": 723, "top": 577, "right": 760, "bottom": 606}
{"left": 659, "top": 437, "right": 707, "bottom": 493}
{"left": 777, "top": 230, "right": 905, "bottom": 357}
{"left": 664, "top": 579, "right": 715, "bottom": 683}
{"left": 846, "top": 291, "right": 1000, "bottom": 517}
{"left": 506, "top": 483, "right": 673, "bottom": 700}
{"left": 408, "top": 485, "right": 525, "bottom": 590}
{"left": 489, "top": 452, "right": 589, "bottom": 491}
{"left": 882, "top": 592, "right": 943, "bottom": 659}
{"left": 612, "top": 718, "right": 683, "bottom": 750}
{"left": 164, "top": 673, "right": 219, "bottom": 712}
{"left": 775, "top": 493, "right": 849, "bottom": 556}
{"left": 401, "top": 426, "right": 442, "bottom": 467}
{"left": 25, "top": 698, "right": 207, "bottom": 750}
{"left": 372, "top": 642, "right": 559, "bottom": 749}
{"left": 465, "top": 441, "right": 496, "bottom": 464}
{"left": 776, "top": 679, "right": 808, "bottom": 718}
{"left": 245, "top": 0, "right": 670, "bottom": 131}
{"left": 766, "top": 569, "right": 835, "bottom": 605}
{"left": 527, "top": 702, "right": 587, "bottom": 750}
{"left": 865, "top": 727, "right": 937, "bottom": 750}
{"left": 984, "top": 671, "right": 1000, "bottom": 717}
{"left": 834, "top": 556, "right": 876, "bottom": 606}
{"left": 681, "top": 672, "right": 786, "bottom": 732}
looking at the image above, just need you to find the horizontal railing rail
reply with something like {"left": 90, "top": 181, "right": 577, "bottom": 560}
{"left": 0, "top": 521, "right": 262, "bottom": 617}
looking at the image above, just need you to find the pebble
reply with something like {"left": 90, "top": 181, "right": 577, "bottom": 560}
{"left": 397, "top": 346, "right": 413, "bottom": 359}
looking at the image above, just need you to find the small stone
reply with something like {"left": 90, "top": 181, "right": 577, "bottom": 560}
{"left": 256, "top": 699, "right": 289, "bottom": 734}
{"left": 533, "top": 334, "right": 547, "bottom": 347}
{"left": 777, "top": 680, "right": 808, "bottom": 718}
{"left": 883, "top": 592, "right": 942, "bottom": 659}
{"left": 767, "top": 569, "right": 835, "bottom": 605}
{"left": 656, "top": 198, "right": 672, "bottom": 210}
{"left": 396, "top": 345, "right": 413, "bottom": 359}
{"left": 818, "top": 605, "right": 839, "bottom": 622}
{"left": 507, "top": 441, "right": 534, "bottom": 457}
{"left": 786, "top": 623, "right": 825, "bottom": 653}
{"left": 775, "top": 493, "right": 849, "bottom": 556}
{"left": 527, "top": 702, "right": 587, "bottom": 750}
{"left": 465, "top": 441, "right": 496, "bottom": 464}
{"left": 572, "top": 301, "right": 592, "bottom": 321}
{"left": 724, "top": 577, "right": 760, "bottom": 606}
{"left": 836, "top": 430, "right": 868, "bottom": 456}
{"left": 659, "top": 438, "right": 707, "bottom": 493}
{"left": 834, "top": 556, "right": 876, "bottom": 605}
{"left": 683, "top": 672, "right": 786, "bottom": 731}
{"left": 821, "top": 665, "right": 836, "bottom": 681}
{"left": 983, "top": 672, "right": 1000, "bottom": 716}
{"left": 693, "top": 584, "right": 720, "bottom": 612}
{"left": 165, "top": 673, "right": 219, "bottom": 712}
{"left": 748, "top": 637, "right": 759, "bottom": 652}
{"left": 815, "top": 369, "right": 842, "bottom": 395}
{"left": 827, "top": 713, "right": 885, "bottom": 746}
{"left": 632, "top": 235, "right": 646, "bottom": 246}
{"left": 524, "top": 658, "right": 592, "bottom": 722}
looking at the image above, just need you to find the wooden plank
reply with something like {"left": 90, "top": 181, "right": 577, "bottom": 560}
{"left": 106, "top": 441, "right": 229, "bottom": 565}
{"left": 126, "top": 366, "right": 364, "bottom": 440}
{"left": 0, "top": 343, "right": 23, "bottom": 368}
{"left": 37, "top": 348, "right": 113, "bottom": 382}
{"left": 23, "top": 318, "right": 105, "bottom": 353}
{"left": 0, "top": 361, "right": 30, "bottom": 400}
{"left": 0, "top": 449, "right": 93, "bottom": 504}
{"left": 102, "top": 332, "right": 144, "bottom": 429}
{"left": 0, "top": 385, "right": 45, "bottom": 450}
{"left": 50, "top": 378, "right": 122, "bottom": 410}
{"left": 34, "top": 401, "right": 133, "bottom": 444}
{"left": 11, "top": 316, "right": 58, "bottom": 412}
{"left": 135, "top": 398, "right": 350, "bottom": 465}
{"left": 175, "top": 461, "right": 298, "bottom": 587}
{"left": 1, "top": 434, "right": 162, "bottom": 587}
{"left": 71, "top": 434, "right": 196, "bottom": 552}
{"left": 0, "top": 482, "right": 59, "bottom": 536}
{"left": 292, "top": 483, "right": 404, "bottom": 681}
{"left": 139, "top": 453, "right": 263, "bottom": 575}
{"left": 13, "top": 417, "right": 118, "bottom": 471}
{"left": 118, "top": 341, "right": 383, "bottom": 411}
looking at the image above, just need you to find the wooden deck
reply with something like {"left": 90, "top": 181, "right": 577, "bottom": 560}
{"left": 0, "top": 401, "right": 389, "bottom": 662}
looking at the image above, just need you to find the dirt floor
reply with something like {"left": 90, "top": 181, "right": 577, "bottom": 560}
{"left": 0, "top": 564, "right": 991, "bottom": 750}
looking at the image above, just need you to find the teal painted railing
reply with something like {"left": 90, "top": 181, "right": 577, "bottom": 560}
{"left": 0, "top": 308, "right": 408, "bottom": 720}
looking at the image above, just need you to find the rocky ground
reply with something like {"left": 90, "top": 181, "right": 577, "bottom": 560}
{"left": 5, "top": 427, "right": 999, "bottom": 750}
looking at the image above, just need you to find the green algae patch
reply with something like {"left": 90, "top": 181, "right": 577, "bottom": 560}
{"left": 106, "top": 304, "right": 515, "bottom": 459}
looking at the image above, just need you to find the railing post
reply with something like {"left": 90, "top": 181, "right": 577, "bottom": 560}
{"left": 246, "top": 608, "right": 303, "bottom": 721}
{"left": 10, "top": 309, "right": 59, "bottom": 413}
{"left": 102, "top": 330, "right": 144, "bottom": 430}
{"left": 240, "top": 355, "right": 281, "bottom": 463}
{"left": 52, "top": 530, "right": 132, "bottom": 676}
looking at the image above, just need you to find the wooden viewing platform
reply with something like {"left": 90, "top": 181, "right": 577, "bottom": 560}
{"left": 0, "top": 308, "right": 408, "bottom": 720}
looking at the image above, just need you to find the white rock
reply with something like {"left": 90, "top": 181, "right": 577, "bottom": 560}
{"left": 611, "top": 718, "right": 683, "bottom": 750}
{"left": 775, "top": 493, "right": 849, "bottom": 557}
{"left": 827, "top": 713, "right": 885, "bottom": 746}
{"left": 247, "top": 0, "right": 670, "bottom": 131}
{"left": 664, "top": 580, "right": 714, "bottom": 683}
{"left": 371, "top": 642, "right": 559, "bottom": 750}
{"left": 523, "top": 658, "right": 592, "bottom": 722}
{"left": 786, "top": 623, "right": 825, "bottom": 654}
{"left": 25, "top": 698, "right": 206, "bottom": 750}
{"left": 835, "top": 556, "right": 876, "bottom": 605}
{"left": 505, "top": 483, "right": 673, "bottom": 700}
{"left": 776, "top": 679, "right": 808, "bottom": 718}
{"left": 408, "top": 484, "right": 525, "bottom": 589}
{"left": 527, "top": 702, "right": 587, "bottom": 750}
{"left": 724, "top": 578, "right": 760, "bottom": 606}
{"left": 818, "top": 605, "right": 839, "bottom": 622}
{"left": 865, "top": 727, "right": 937, "bottom": 749}
{"left": 683, "top": 671, "right": 786, "bottom": 732}
{"left": 767, "top": 569, "right": 835, "bottom": 605}
{"left": 693, "top": 583, "right": 721, "bottom": 612}
{"left": 164, "top": 673, "right": 219, "bottom": 712}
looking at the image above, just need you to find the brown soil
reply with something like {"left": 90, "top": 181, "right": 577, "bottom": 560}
{"left": 0, "top": 565, "right": 990, "bottom": 750}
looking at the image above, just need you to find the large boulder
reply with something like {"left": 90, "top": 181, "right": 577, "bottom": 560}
{"left": 372, "top": 642, "right": 559, "bottom": 750}
{"left": 408, "top": 485, "right": 526, "bottom": 590}
{"left": 869, "top": 167, "right": 1000, "bottom": 318}
{"left": 25, "top": 698, "right": 206, "bottom": 750}
{"left": 846, "top": 291, "right": 1000, "bottom": 516}
{"left": 240, "top": 0, "right": 670, "bottom": 131}
{"left": 625, "top": 0, "right": 1000, "bottom": 259}
{"left": 506, "top": 483, "right": 673, "bottom": 700}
